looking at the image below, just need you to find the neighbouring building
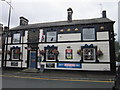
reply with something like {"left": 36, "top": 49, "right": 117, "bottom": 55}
{"left": 0, "top": 24, "right": 3, "bottom": 48}
{"left": 118, "top": 1, "right": 120, "bottom": 44}
{"left": 0, "top": 24, "right": 3, "bottom": 67}
{"left": 2, "top": 8, "right": 116, "bottom": 72}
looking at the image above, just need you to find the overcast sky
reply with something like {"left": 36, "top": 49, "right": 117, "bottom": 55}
{"left": 0, "top": 0, "right": 119, "bottom": 40}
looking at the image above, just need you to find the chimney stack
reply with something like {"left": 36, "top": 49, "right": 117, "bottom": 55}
{"left": 4, "top": 26, "right": 9, "bottom": 31}
{"left": 102, "top": 10, "right": 107, "bottom": 18}
{"left": 0, "top": 24, "right": 3, "bottom": 32}
{"left": 20, "top": 16, "right": 29, "bottom": 26}
{"left": 67, "top": 8, "right": 73, "bottom": 22}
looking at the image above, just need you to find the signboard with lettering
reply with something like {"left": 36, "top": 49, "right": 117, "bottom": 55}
{"left": 46, "top": 63, "right": 55, "bottom": 68}
{"left": 57, "top": 63, "right": 81, "bottom": 68}
{"left": 11, "top": 61, "right": 18, "bottom": 66}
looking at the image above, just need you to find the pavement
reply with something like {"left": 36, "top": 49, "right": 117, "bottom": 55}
{"left": 1, "top": 68, "right": 116, "bottom": 82}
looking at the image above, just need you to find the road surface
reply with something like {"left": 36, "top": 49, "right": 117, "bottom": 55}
{"left": 2, "top": 75, "right": 114, "bottom": 89}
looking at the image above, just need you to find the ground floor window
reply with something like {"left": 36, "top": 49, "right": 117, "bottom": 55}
{"left": 81, "top": 44, "right": 96, "bottom": 62}
{"left": 83, "top": 48, "right": 95, "bottom": 61}
{"left": 45, "top": 45, "right": 59, "bottom": 61}
{"left": 11, "top": 47, "right": 20, "bottom": 60}
{"left": 46, "top": 49, "right": 56, "bottom": 60}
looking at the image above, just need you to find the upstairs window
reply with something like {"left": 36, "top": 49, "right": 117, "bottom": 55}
{"left": 47, "top": 32, "right": 57, "bottom": 42}
{"left": 83, "top": 28, "right": 95, "bottom": 41}
{"left": 13, "top": 33, "right": 21, "bottom": 43}
{"left": 28, "top": 29, "right": 39, "bottom": 43}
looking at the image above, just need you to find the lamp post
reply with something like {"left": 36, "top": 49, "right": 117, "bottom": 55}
{"left": 1, "top": 0, "right": 13, "bottom": 68}
{"left": 2, "top": 0, "right": 13, "bottom": 29}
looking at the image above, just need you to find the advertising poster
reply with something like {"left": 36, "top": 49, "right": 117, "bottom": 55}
{"left": 57, "top": 63, "right": 81, "bottom": 68}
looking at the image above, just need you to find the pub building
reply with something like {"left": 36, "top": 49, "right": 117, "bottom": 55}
{"left": 2, "top": 8, "right": 116, "bottom": 73}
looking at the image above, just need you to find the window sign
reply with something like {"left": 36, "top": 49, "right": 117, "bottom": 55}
{"left": 39, "top": 29, "right": 45, "bottom": 42}
{"left": 83, "top": 28, "right": 95, "bottom": 40}
{"left": 47, "top": 32, "right": 56, "bottom": 42}
{"left": 13, "top": 33, "right": 20, "bottom": 43}
{"left": 65, "top": 46, "right": 73, "bottom": 59}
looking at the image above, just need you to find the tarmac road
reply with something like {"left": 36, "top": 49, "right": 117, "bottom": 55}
{"left": 2, "top": 75, "right": 114, "bottom": 88}
{"left": 1, "top": 69, "right": 115, "bottom": 89}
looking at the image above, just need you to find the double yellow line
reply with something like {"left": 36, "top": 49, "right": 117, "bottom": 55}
{"left": 0, "top": 74, "right": 114, "bottom": 83}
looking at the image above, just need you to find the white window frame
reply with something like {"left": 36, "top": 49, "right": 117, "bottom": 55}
{"left": 47, "top": 32, "right": 56, "bottom": 42}
{"left": 83, "top": 28, "right": 95, "bottom": 41}
{"left": 13, "top": 33, "right": 21, "bottom": 43}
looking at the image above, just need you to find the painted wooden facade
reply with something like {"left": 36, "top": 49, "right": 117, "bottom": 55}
{"left": 2, "top": 9, "right": 116, "bottom": 72}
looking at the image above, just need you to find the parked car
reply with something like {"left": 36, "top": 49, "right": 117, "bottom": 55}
{"left": 113, "top": 66, "right": 120, "bottom": 90}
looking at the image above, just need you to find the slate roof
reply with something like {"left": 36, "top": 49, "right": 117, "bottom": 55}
{"left": 10, "top": 17, "right": 114, "bottom": 30}
{"left": 0, "top": 23, "right": 3, "bottom": 27}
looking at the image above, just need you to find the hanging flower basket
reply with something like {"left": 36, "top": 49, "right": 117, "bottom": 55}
{"left": 52, "top": 49, "right": 59, "bottom": 56}
{"left": 97, "top": 49, "right": 103, "bottom": 57}
{"left": 77, "top": 49, "right": 82, "bottom": 56}
{"left": 39, "top": 50, "right": 45, "bottom": 56}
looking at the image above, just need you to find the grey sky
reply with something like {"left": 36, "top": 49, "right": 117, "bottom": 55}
{"left": 0, "top": 0, "right": 119, "bottom": 40}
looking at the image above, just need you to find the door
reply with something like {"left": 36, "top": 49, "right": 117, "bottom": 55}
{"left": 29, "top": 51, "right": 36, "bottom": 68}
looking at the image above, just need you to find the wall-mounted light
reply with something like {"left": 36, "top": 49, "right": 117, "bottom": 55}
{"left": 75, "top": 28, "right": 78, "bottom": 31}
{"left": 67, "top": 29, "right": 70, "bottom": 31}
{"left": 60, "top": 29, "right": 64, "bottom": 32}
{"left": 100, "top": 26, "right": 105, "bottom": 30}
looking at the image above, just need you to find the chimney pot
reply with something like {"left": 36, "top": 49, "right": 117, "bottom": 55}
{"left": 4, "top": 26, "right": 9, "bottom": 31}
{"left": 67, "top": 8, "right": 73, "bottom": 22}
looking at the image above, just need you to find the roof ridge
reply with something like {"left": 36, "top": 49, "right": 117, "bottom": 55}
{"left": 10, "top": 17, "right": 114, "bottom": 30}
{"left": 25, "top": 17, "right": 107, "bottom": 25}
